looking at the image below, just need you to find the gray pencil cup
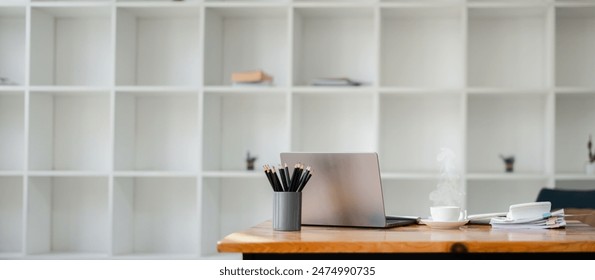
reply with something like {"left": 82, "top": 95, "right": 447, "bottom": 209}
{"left": 273, "top": 192, "right": 302, "bottom": 231}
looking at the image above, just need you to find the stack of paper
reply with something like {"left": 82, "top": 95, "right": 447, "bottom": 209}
{"left": 490, "top": 209, "right": 566, "bottom": 229}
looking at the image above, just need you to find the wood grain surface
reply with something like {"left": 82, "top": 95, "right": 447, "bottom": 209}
{"left": 217, "top": 221, "right": 595, "bottom": 253}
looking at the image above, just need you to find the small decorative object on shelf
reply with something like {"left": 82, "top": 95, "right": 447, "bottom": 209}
{"left": 246, "top": 151, "right": 257, "bottom": 171}
{"left": 587, "top": 135, "right": 595, "bottom": 175}
{"left": 500, "top": 154, "right": 515, "bottom": 173}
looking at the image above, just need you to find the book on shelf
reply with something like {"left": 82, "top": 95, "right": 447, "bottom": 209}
{"left": 231, "top": 70, "right": 273, "bottom": 83}
{"left": 489, "top": 209, "right": 567, "bottom": 229}
{"left": 310, "top": 77, "right": 362, "bottom": 87}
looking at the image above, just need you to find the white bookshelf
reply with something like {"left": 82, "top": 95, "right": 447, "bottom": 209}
{"left": 0, "top": 0, "right": 594, "bottom": 259}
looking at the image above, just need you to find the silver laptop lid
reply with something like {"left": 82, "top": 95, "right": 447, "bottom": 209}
{"left": 280, "top": 152, "right": 387, "bottom": 227}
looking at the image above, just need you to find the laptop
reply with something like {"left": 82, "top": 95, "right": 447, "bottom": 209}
{"left": 280, "top": 152, "right": 417, "bottom": 228}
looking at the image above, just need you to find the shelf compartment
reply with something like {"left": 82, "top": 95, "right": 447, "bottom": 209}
{"left": 466, "top": 180, "right": 547, "bottom": 214}
{"left": 203, "top": 93, "right": 287, "bottom": 171}
{"left": 293, "top": 7, "right": 375, "bottom": 86}
{"left": 28, "top": 91, "right": 110, "bottom": 171}
{"left": 116, "top": 6, "right": 200, "bottom": 86}
{"left": 380, "top": 6, "right": 464, "bottom": 88}
{"left": 556, "top": 7, "right": 595, "bottom": 87}
{"left": 555, "top": 94, "right": 595, "bottom": 173}
{"left": 26, "top": 176, "right": 109, "bottom": 255}
{"left": 0, "top": 92, "right": 24, "bottom": 171}
{"left": 114, "top": 91, "right": 199, "bottom": 171}
{"left": 0, "top": 7, "right": 25, "bottom": 87}
{"left": 113, "top": 177, "right": 198, "bottom": 255}
{"left": 201, "top": 177, "right": 270, "bottom": 256}
{"left": 379, "top": 94, "right": 462, "bottom": 173}
{"left": 467, "top": 94, "right": 548, "bottom": 174}
{"left": 204, "top": 7, "right": 288, "bottom": 87}
{"left": 291, "top": 93, "right": 375, "bottom": 152}
{"left": 30, "top": 7, "right": 112, "bottom": 86}
{"left": 0, "top": 176, "right": 23, "bottom": 254}
{"left": 468, "top": 6, "right": 548, "bottom": 88}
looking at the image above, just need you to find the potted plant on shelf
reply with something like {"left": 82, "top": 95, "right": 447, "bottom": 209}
{"left": 587, "top": 135, "right": 595, "bottom": 175}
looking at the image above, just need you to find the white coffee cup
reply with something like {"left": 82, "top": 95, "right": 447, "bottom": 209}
{"left": 430, "top": 206, "right": 462, "bottom": 222}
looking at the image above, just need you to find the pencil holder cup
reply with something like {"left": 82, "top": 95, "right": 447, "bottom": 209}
{"left": 273, "top": 192, "right": 302, "bottom": 231}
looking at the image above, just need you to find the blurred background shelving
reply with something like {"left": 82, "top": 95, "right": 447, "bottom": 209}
{"left": 0, "top": 0, "right": 594, "bottom": 259}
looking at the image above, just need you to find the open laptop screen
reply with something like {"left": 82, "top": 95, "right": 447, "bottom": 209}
{"left": 280, "top": 152, "right": 388, "bottom": 228}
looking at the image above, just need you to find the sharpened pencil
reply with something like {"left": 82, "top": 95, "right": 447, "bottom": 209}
{"left": 263, "top": 165, "right": 276, "bottom": 191}
{"left": 284, "top": 163, "right": 291, "bottom": 191}
{"left": 290, "top": 164, "right": 302, "bottom": 192}
{"left": 298, "top": 166, "right": 311, "bottom": 191}
{"left": 272, "top": 167, "right": 283, "bottom": 192}
{"left": 298, "top": 172, "right": 312, "bottom": 192}
{"left": 278, "top": 165, "right": 288, "bottom": 191}
{"left": 289, "top": 163, "right": 299, "bottom": 191}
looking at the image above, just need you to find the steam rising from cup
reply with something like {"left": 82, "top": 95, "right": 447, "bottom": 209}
{"left": 429, "top": 148, "right": 464, "bottom": 207}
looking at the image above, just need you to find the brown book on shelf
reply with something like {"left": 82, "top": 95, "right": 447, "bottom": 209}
{"left": 231, "top": 70, "right": 273, "bottom": 83}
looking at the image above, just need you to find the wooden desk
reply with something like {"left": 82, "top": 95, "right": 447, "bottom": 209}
{"left": 217, "top": 221, "right": 595, "bottom": 259}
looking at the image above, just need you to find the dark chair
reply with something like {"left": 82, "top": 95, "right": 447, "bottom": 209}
{"left": 536, "top": 188, "right": 595, "bottom": 210}
{"left": 536, "top": 188, "right": 595, "bottom": 226}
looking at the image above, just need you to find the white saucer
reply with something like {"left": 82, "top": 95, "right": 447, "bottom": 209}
{"left": 420, "top": 219, "right": 469, "bottom": 229}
